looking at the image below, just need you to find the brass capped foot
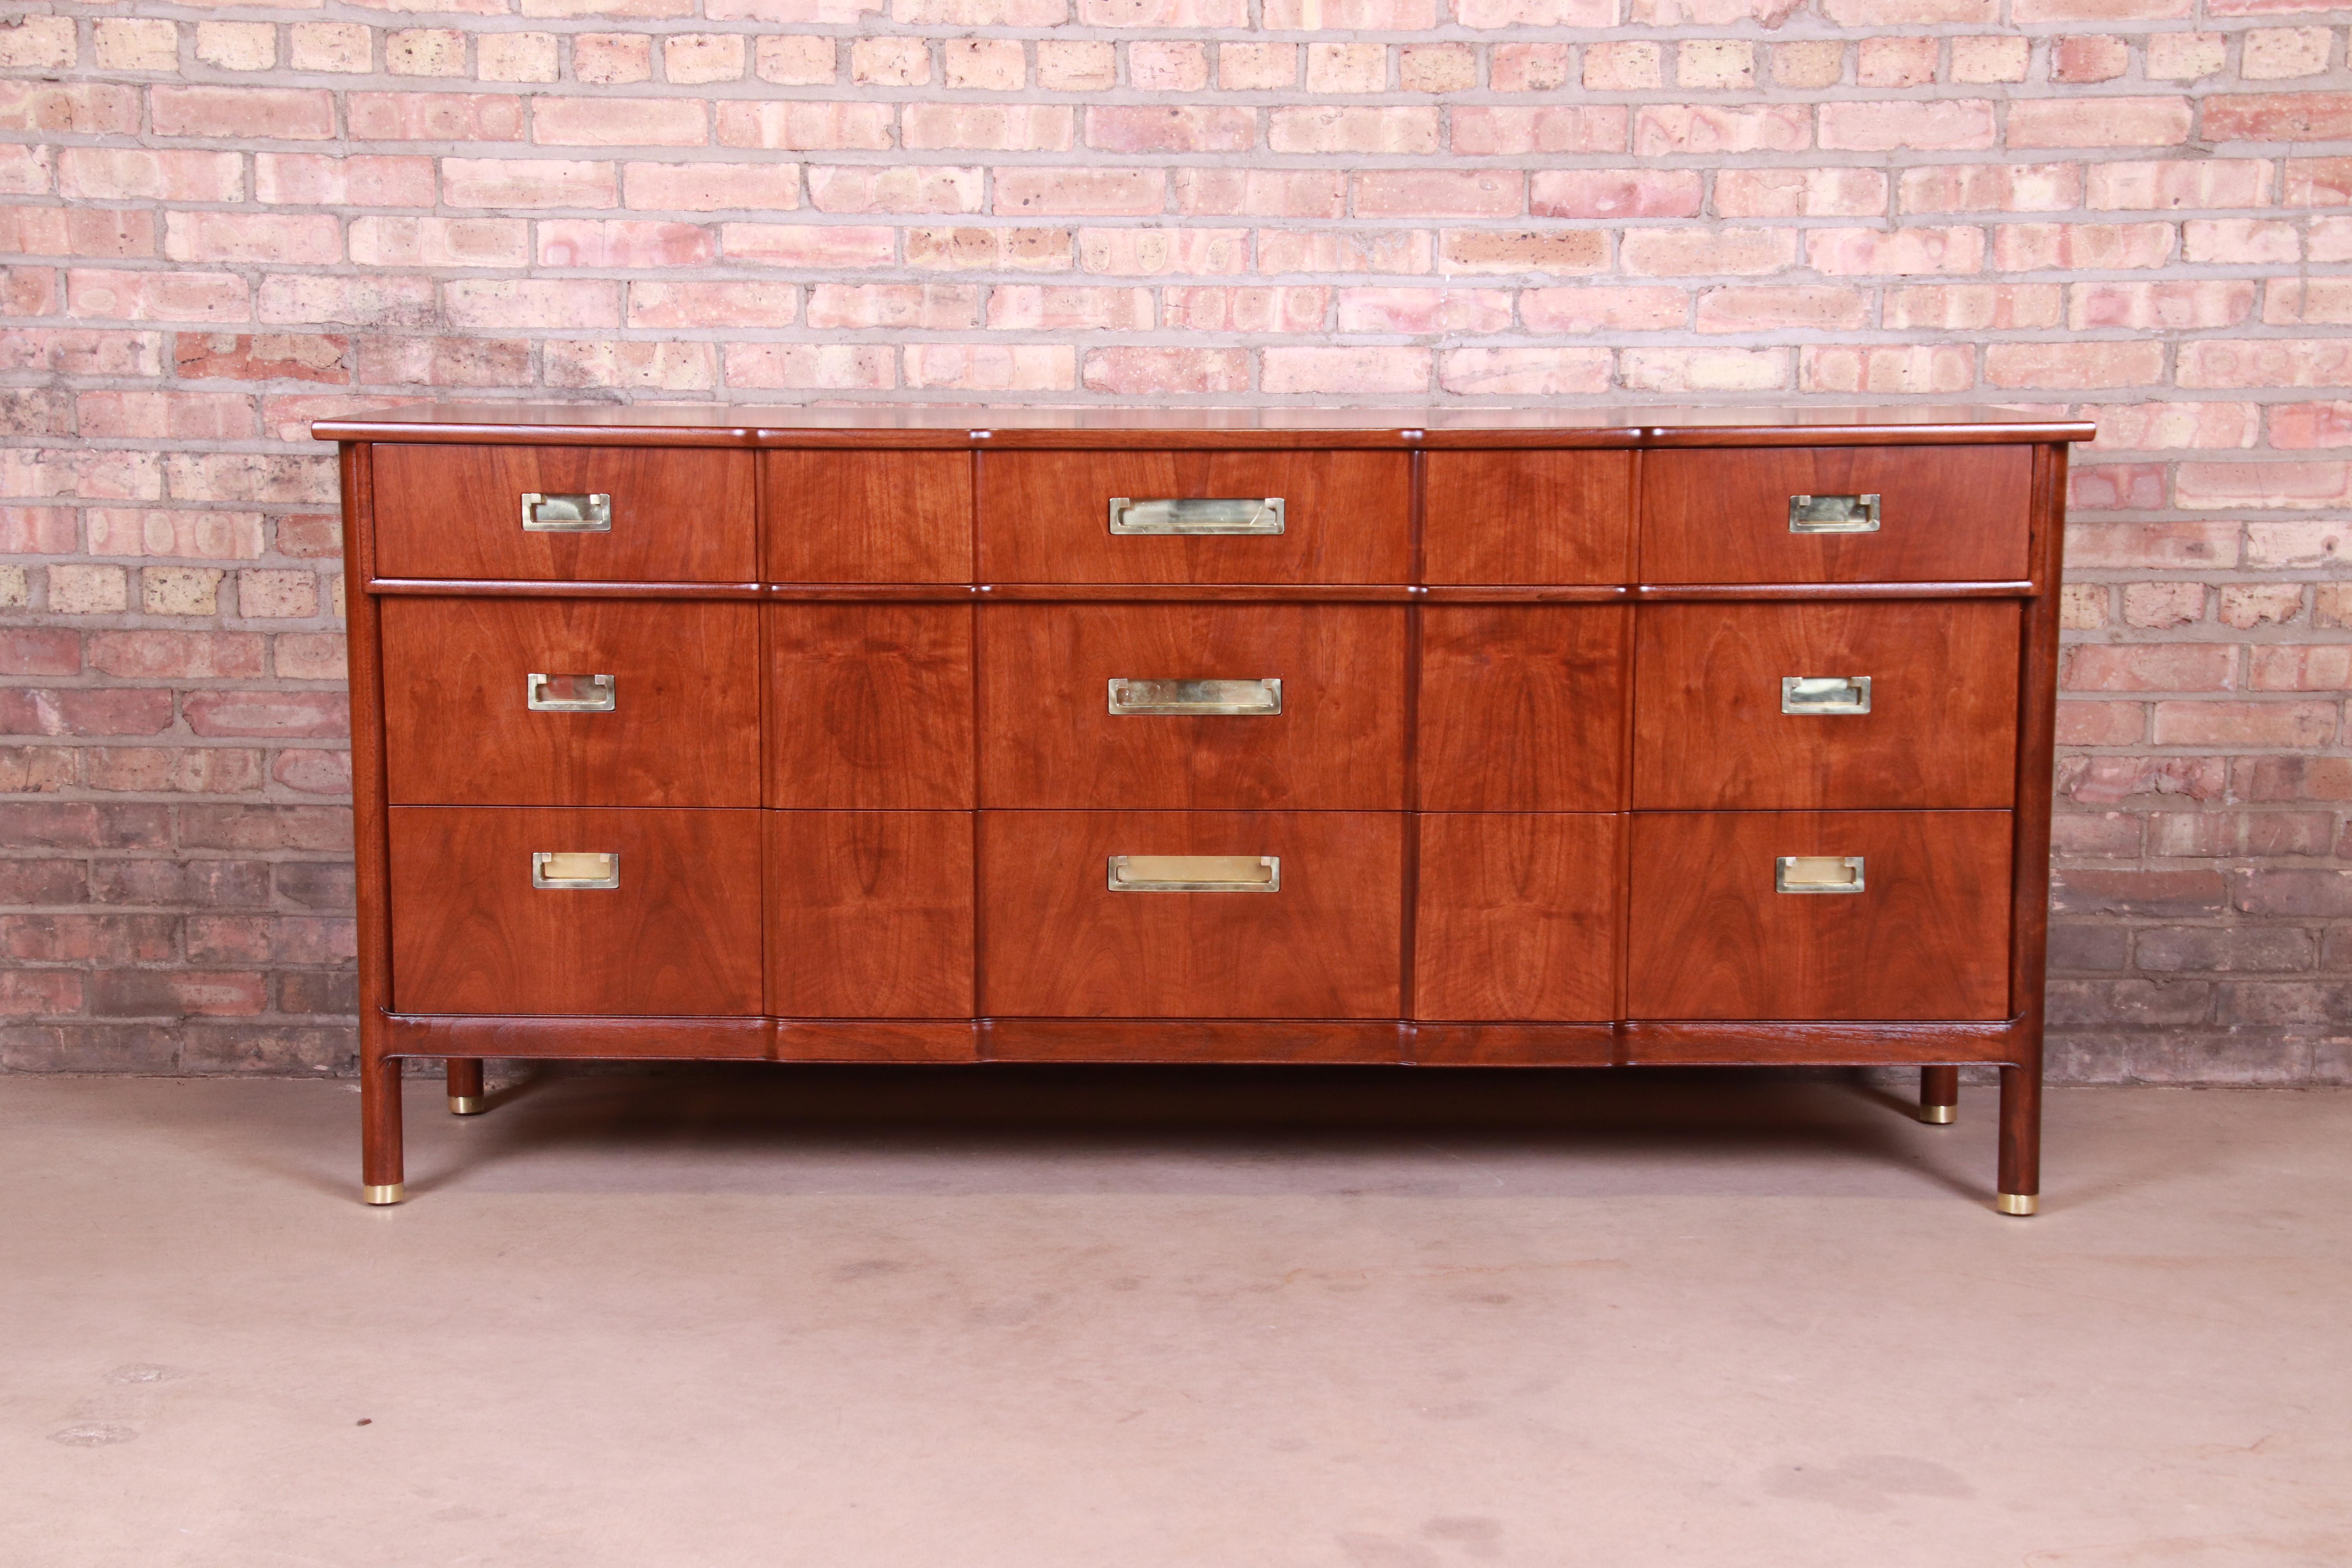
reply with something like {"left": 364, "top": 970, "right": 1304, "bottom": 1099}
{"left": 363, "top": 1183, "right": 405, "bottom": 1206}
{"left": 1919, "top": 1103, "right": 1956, "bottom": 1125}
{"left": 1995, "top": 1192, "right": 2038, "bottom": 1216}
{"left": 449, "top": 1094, "right": 484, "bottom": 1116}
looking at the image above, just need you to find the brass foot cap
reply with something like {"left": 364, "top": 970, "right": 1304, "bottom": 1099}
{"left": 363, "top": 1183, "right": 405, "bottom": 1206}
{"left": 1995, "top": 1192, "right": 2039, "bottom": 1217}
{"left": 1919, "top": 1103, "right": 1957, "bottom": 1125}
{"left": 449, "top": 1094, "right": 484, "bottom": 1116}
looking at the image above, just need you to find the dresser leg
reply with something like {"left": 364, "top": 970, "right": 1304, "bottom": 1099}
{"left": 1918, "top": 1065, "right": 1959, "bottom": 1125}
{"left": 361, "top": 1040, "right": 405, "bottom": 1205}
{"left": 1995, "top": 1063, "right": 2040, "bottom": 1216}
{"left": 447, "top": 1058, "right": 485, "bottom": 1116}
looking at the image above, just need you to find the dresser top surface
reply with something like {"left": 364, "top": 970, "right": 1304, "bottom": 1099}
{"left": 317, "top": 403, "right": 2094, "bottom": 449}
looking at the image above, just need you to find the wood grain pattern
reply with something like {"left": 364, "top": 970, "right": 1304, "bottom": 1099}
{"left": 373, "top": 443, "right": 756, "bottom": 582}
{"left": 1408, "top": 1024, "right": 1614, "bottom": 1065}
{"left": 1423, "top": 450, "right": 1633, "bottom": 584}
{"left": 381, "top": 597, "right": 759, "bottom": 807}
{"left": 984, "top": 1020, "right": 1402, "bottom": 1063}
{"left": 1412, "top": 813, "right": 1622, "bottom": 1022}
{"left": 763, "top": 449, "right": 973, "bottom": 583}
{"left": 979, "top": 810, "right": 1404, "bottom": 1019}
{"left": 1417, "top": 606, "right": 1628, "bottom": 811}
{"left": 978, "top": 451, "right": 1412, "bottom": 584}
{"left": 388, "top": 1014, "right": 771, "bottom": 1059}
{"left": 766, "top": 811, "right": 975, "bottom": 1018}
{"left": 776, "top": 1021, "right": 979, "bottom": 1061}
{"left": 1622, "top": 1019, "right": 2025, "bottom": 1065}
{"left": 388, "top": 806, "right": 763, "bottom": 1016}
{"left": 343, "top": 443, "right": 403, "bottom": 1191}
{"left": 978, "top": 603, "right": 1407, "bottom": 809}
{"left": 769, "top": 603, "right": 974, "bottom": 808}
{"left": 1632, "top": 600, "right": 2021, "bottom": 811}
{"left": 1641, "top": 445, "right": 2034, "bottom": 584}
{"left": 1626, "top": 810, "right": 2013, "bottom": 1021}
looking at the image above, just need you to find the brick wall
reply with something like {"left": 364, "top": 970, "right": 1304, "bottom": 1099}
{"left": 2, "top": 0, "right": 2348, "bottom": 1081}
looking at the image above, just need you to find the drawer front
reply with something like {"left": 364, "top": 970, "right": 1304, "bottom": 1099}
{"left": 1626, "top": 811, "right": 2012, "bottom": 1021}
{"left": 763, "top": 450, "right": 972, "bottom": 584}
{"left": 373, "top": 444, "right": 755, "bottom": 582}
{"left": 769, "top": 604, "right": 974, "bottom": 809}
{"left": 979, "top": 811, "right": 1403, "bottom": 1018}
{"left": 1633, "top": 601, "right": 2019, "bottom": 811}
{"left": 1641, "top": 445, "right": 2032, "bottom": 584}
{"left": 389, "top": 806, "right": 762, "bottom": 1016}
{"left": 1424, "top": 451, "right": 1633, "bottom": 585}
{"left": 1412, "top": 813, "right": 1621, "bottom": 1022}
{"left": 381, "top": 598, "right": 759, "bottom": 808}
{"left": 767, "top": 811, "right": 973, "bottom": 1018}
{"left": 1418, "top": 605, "right": 1628, "bottom": 811}
{"left": 979, "top": 604, "right": 1406, "bottom": 810}
{"left": 978, "top": 451, "right": 1411, "bottom": 584}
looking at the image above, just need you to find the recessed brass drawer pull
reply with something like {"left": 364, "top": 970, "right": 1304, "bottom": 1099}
{"left": 521, "top": 492, "right": 611, "bottom": 532}
{"left": 1107, "top": 677, "right": 1283, "bottom": 716}
{"left": 1108, "top": 496, "right": 1285, "bottom": 535}
{"left": 1775, "top": 855, "right": 1864, "bottom": 894}
{"left": 1788, "top": 492, "right": 1880, "bottom": 533}
{"left": 1107, "top": 854, "right": 1279, "bottom": 893}
{"left": 532, "top": 851, "right": 619, "bottom": 889}
{"left": 525, "top": 672, "right": 615, "bottom": 712}
{"left": 1780, "top": 675, "right": 1871, "bottom": 715}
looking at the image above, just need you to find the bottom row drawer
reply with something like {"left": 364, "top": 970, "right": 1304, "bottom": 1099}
{"left": 387, "top": 808, "right": 2011, "bottom": 1023}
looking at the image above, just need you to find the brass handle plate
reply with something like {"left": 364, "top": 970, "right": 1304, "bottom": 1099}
{"left": 1788, "top": 493, "right": 1881, "bottom": 534}
{"left": 1780, "top": 675, "right": 1871, "bottom": 715}
{"left": 521, "top": 492, "right": 611, "bottom": 532}
{"left": 526, "top": 673, "right": 615, "bottom": 712}
{"left": 532, "top": 851, "right": 619, "bottom": 889}
{"left": 1776, "top": 855, "right": 1864, "bottom": 894}
{"left": 1108, "top": 496, "right": 1285, "bottom": 535}
{"left": 1107, "top": 854, "right": 1279, "bottom": 893}
{"left": 1107, "top": 677, "right": 1283, "bottom": 716}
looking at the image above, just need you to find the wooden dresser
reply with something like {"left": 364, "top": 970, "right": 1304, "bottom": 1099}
{"left": 316, "top": 404, "right": 2091, "bottom": 1213}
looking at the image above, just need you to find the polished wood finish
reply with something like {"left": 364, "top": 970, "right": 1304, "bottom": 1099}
{"left": 768, "top": 603, "right": 974, "bottom": 809}
{"left": 1641, "top": 445, "right": 2034, "bottom": 584}
{"left": 979, "top": 604, "right": 1406, "bottom": 809}
{"left": 332, "top": 404, "right": 2085, "bottom": 1210}
{"left": 1412, "top": 814, "right": 1620, "bottom": 1022}
{"left": 766, "top": 811, "right": 974, "bottom": 1018}
{"left": 763, "top": 449, "right": 972, "bottom": 584}
{"left": 1417, "top": 606, "right": 1628, "bottom": 811}
{"left": 1921, "top": 1064, "right": 1960, "bottom": 1112}
{"left": 979, "top": 810, "right": 1404, "bottom": 1021}
{"left": 373, "top": 443, "right": 755, "bottom": 582}
{"left": 446, "top": 1057, "right": 483, "bottom": 1102}
{"left": 388, "top": 806, "right": 763, "bottom": 1016}
{"left": 1632, "top": 600, "right": 2020, "bottom": 811}
{"left": 381, "top": 597, "right": 759, "bottom": 807}
{"left": 978, "top": 451, "right": 1412, "bottom": 584}
{"left": 1626, "top": 810, "right": 2014, "bottom": 1021}
{"left": 1423, "top": 451, "right": 1633, "bottom": 584}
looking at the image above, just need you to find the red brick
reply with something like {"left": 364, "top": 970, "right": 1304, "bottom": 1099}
{"left": 802, "top": 284, "right": 975, "bottom": 332}
{"left": 1082, "top": 347, "right": 1252, "bottom": 395}
{"left": 995, "top": 169, "right": 1164, "bottom": 216}
{"left": 1528, "top": 169, "right": 1701, "bottom": 219}
{"left": 150, "top": 87, "right": 336, "bottom": 141}
{"left": 441, "top": 158, "right": 617, "bottom": 209}
{"left": 0, "top": 629, "right": 79, "bottom": 676}
{"left": 1524, "top": 286, "right": 1687, "bottom": 332}
{"left": 1084, "top": 106, "right": 1252, "bottom": 154}
{"left": 626, "top": 161, "right": 801, "bottom": 213}
{"left": 716, "top": 102, "right": 891, "bottom": 151}
{"left": 1818, "top": 100, "right": 1996, "bottom": 152}
{"left": 0, "top": 82, "right": 140, "bottom": 136}
{"left": 1985, "top": 340, "right": 2165, "bottom": 389}
{"left": 2204, "top": 93, "right": 2352, "bottom": 142}
{"left": 2151, "top": 701, "right": 2337, "bottom": 747}
{"left": 534, "top": 97, "right": 706, "bottom": 147}
{"left": 2063, "top": 644, "right": 2238, "bottom": 692}
{"left": 1634, "top": 104, "right": 1808, "bottom": 155}
{"left": 349, "top": 93, "right": 525, "bottom": 142}
{"left": 1455, "top": 107, "right": 1630, "bottom": 155}
{"left": 1160, "top": 285, "right": 1328, "bottom": 333}
{"left": 626, "top": 281, "right": 799, "bottom": 329}
{"left": 0, "top": 688, "right": 176, "bottom": 737}
{"left": 1356, "top": 171, "right": 1523, "bottom": 218}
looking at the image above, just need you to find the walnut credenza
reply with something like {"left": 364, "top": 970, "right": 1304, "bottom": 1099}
{"left": 318, "top": 404, "right": 2091, "bottom": 1212}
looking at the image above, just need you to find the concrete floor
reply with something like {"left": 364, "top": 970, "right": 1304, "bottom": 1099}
{"left": 4, "top": 1067, "right": 2348, "bottom": 1568}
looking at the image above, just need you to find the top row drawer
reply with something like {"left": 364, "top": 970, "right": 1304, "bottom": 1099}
{"left": 370, "top": 443, "right": 2034, "bottom": 587}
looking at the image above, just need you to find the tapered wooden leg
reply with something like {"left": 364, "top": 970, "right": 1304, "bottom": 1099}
{"left": 1918, "top": 1065, "right": 1959, "bottom": 1125}
{"left": 446, "top": 1057, "right": 485, "bottom": 1116}
{"left": 1996, "top": 1062, "right": 2041, "bottom": 1216}
{"left": 361, "top": 1036, "right": 405, "bottom": 1205}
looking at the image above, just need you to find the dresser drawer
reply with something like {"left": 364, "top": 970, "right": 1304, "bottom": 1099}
{"left": 1633, "top": 601, "right": 2019, "bottom": 811}
{"left": 1417, "top": 605, "right": 1628, "bottom": 811}
{"left": 381, "top": 598, "right": 759, "bottom": 808}
{"left": 1626, "top": 811, "right": 2012, "bottom": 1021}
{"left": 769, "top": 604, "right": 974, "bottom": 809}
{"left": 389, "top": 806, "right": 762, "bottom": 1016}
{"left": 764, "top": 450, "right": 972, "bottom": 584}
{"left": 767, "top": 811, "right": 973, "bottom": 1019}
{"left": 979, "top": 604, "right": 1405, "bottom": 809}
{"left": 979, "top": 810, "right": 1403, "bottom": 1018}
{"left": 1424, "top": 451, "right": 1633, "bottom": 584}
{"left": 977, "top": 452, "right": 1410, "bottom": 584}
{"left": 373, "top": 444, "right": 756, "bottom": 582}
{"left": 1412, "top": 813, "right": 1620, "bottom": 1022}
{"left": 1641, "top": 446, "right": 2032, "bottom": 584}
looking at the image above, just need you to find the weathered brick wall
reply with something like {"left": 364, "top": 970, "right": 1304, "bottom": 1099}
{"left": 2, "top": 0, "right": 2348, "bottom": 1080}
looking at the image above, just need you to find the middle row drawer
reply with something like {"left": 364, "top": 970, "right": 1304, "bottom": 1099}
{"left": 379, "top": 598, "right": 2020, "bottom": 811}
